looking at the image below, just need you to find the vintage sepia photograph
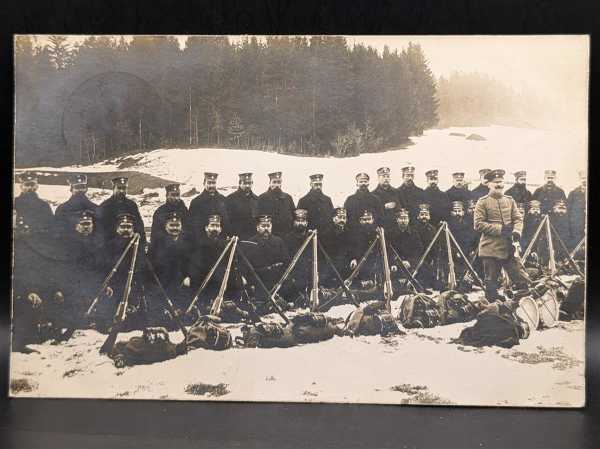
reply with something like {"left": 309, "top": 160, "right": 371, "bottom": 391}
{"left": 10, "top": 34, "right": 588, "bottom": 407}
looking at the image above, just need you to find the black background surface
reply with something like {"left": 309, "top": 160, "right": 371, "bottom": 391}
{"left": 1, "top": 1, "right": 598, "bottom": 448}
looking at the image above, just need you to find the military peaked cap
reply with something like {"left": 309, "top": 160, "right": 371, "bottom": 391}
{"left": 484, "top": 169, "right": 505, "bottom": 182}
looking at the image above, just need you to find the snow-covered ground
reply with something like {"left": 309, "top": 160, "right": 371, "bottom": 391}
{"left": 11, "top": 125, "right": 587, "bottom": 406}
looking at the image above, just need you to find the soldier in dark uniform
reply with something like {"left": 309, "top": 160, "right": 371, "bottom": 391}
{"left": 446, "top": 171, "right": 471, "bottom": 211}
{"left": 448, "top": 201, "right": 477, "bottom": 256}
{"left": 474, "top": 170, "right": 529, "bottom": 301}
{"left": 413, "top": 203, "right": 439, "bottom": 290}
{"left": 243, "top": 215, "right": 290, "bottom": 304}
{"left": 532, "top": 169, "right": 567, "bottom": 214}
{"left": 95, "top": 213, "right": 147, "bottom": 331}
{"left": 371, "top": 167, "right": 404, "bottom": 233}
{"left": 226, "top": 172, "right": 259, "bottom": 240}
{"left": 97, "top": 177, "right": 146, "bottom": 246}
{"left": 189, "top": 172, "right": 231, "bottom": 240}
{"left": 423, "top": 169, "right": 450, "bottom": 225}
{"left": 150, "top": 183, "right": 189, "bottom": 245}
{"left": 397, "top": 165, "right": 424, "bottom": 220}
{"left": 14, "top": 172, "right": 54, "bottom": 233}
{"left": 344, "top": 173, "right": 384, "bottom": 232}
{"left": 55, "top": 174, "right": 98, "bottom": 238}
{"left": 257, "top": 172, "right": 296, "bottom": 237}
{"left": 549, "top": 199, "right": 572, "bottom": 250}
{"left": 388, "top": 208, "right": 424, "bottom": 272}
{"left": 186, "top": 214, "right": 239, "bottom": 312}
{"left": 282, "top": 209, "right": 313, "bottom": 305}
{"left": 568, "top": 170, "right": 586, "bottom": 251}
{"left": 348, "top": 210, "right": 380, "bottom": 287}
{"left": 470, "top": 168, "right": 491, "bottom": 202}
{"left": 521, "top": 200, "right": 544, "bottom": 256}
{"left": 58, "top": 209, "right": 104, "bottom": 329}
{"left": 297, "top": 174, "right": 335, "bottom": 234}
{"left": 504, "top": 170, "right": 533, "bottom": 207}
{"left": 320, "top": 207, "right": 351, "bottom": 286}
{"left": 147, "top": 211, "right": 191, "bottom": 320}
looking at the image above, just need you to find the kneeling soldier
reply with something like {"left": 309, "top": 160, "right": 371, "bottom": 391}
{"left": 474, "top": 169, "right": 530, "bottom": 301}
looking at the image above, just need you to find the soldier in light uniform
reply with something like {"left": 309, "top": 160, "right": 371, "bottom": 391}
{"left": 14, "top": 172, "right": 54, "bottom": 234}
{"left": 371, "top": 167, "right": 405, "bottom": 233}
{"left": 226, "top": 172, "right": 259, "bottom": 240}
{"left": 423, "top": 169, "right": 450, "bottom": 225}
{"left": 189, "top": 172, "right": 231, "bottom": 240}
{"left": 257, "top": 172, "right": 296, "bottom": 237}
{"left": 320, "top": 207, "right": 352, "bottom": 287}
{"left": 344, "top": 173, "right": 384, "bottom": 232}
{"left": 150, "top": 183, "right": 189, "bottom": 245}
{"left": 55, "top": 174, "right": 98, "bottom": 237}
{"left": 446, "top": 171, "right": 471, "bottom": 211}
{"left": 474, "top": 169, "right": 530, "bottom": 301}
{"left": 568, "top": 170, "right": 586, "bottom": 251}
{"left": 98, "top": 177, "right": 146, "bottom": 245}
{"left": 397, "top": 165, "right": 424, "bottom": 221}
{"left": 297, "top": 174, "right": 335, "bottom": 234}
{"left": 532, "top": 169, "right": 567, "bottom": 214}
{"left": 470, "top": 168, "right": 491, "bottom": 203}
{"left": 504, "top": 170, "right": 533, "bottom": 207}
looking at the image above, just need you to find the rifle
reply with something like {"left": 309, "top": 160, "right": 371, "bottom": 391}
{"left": 209, "top": 237, "right": 239, "bottom": 317}
{"left": 387, "top": 243, "right": 425, "bottom": 293}
{"left": 185, "top": 237, "right": 235, "bottom": 315}
{"left": 100, "top": 233, "right": 141, "bottom": 354}
{"left": 316, "top": 239, "right": 359, "bottom": 308}
{"left": 145, "top": 258, "right": 188, "bottom": 340}
{"left": 378, "top": 227, "right": 394, "bottom": 312}
{"left": 309, "top": 230, "right": 319, "bottom": 311}
{"left": 86, "top": 234, "right": 139, "bottom": 317}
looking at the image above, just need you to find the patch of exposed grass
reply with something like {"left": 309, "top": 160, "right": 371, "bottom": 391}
{"left": 10, "top": 378, "right": 38, "bottom": 393}
{"left": 502, "top": 346, "right": 582, "bottom": 370}
{"left": 391, "top": 383, "right": 454, "bottom": 405}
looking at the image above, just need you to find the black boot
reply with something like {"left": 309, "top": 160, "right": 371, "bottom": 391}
{"left": 485, "top": 281, "right": 504, "bottom": 302}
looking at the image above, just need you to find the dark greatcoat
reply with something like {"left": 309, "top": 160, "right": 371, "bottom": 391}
{"left": 397, "top": 182, "right": 425, "bottom": 219}
{"left": 387, "top": 225, "right": 424, "bottom": 269}
{"left": 297, "top": 190, "right": 335, "bottom": 234}
{"left": 446, "top": 186, "right": 472, "bottom": 209}
{"left": 150, "top": 200, "right": 190, "bottom": 245}
{"left": 257, "top": 189, "right": 296, "bottom": 237}
{"left": 470, "top": 183, "right": 490, "bottom": 203}
{"left": 423, "top": 185, "right": 451, "bottom": 225}
{"left": 504, "top": 184, "right": 533, "bottom": 207}
{"left": 567, "top": 187, "right": 586, "bottom": 250}
{"left": 283, "top": 229, "right": 312, "bottom": 290}
{"left": 532, "top": 182, "right": 567, "bottom": 214}
{"left": 448, "top": 215, "right": 478, "bottom": 256}
{"left": 344, "top": 189, "right": 384, "bottom": 231}
{"left": 319, "top": 223, "right": 352, "bottom": 285}
{"left": 226, "top": 189, "right": 259, "bottom": 240}
{"left": 371, "top": 185, "right": 404, "bottom": 232}
{"left": 98, "top": 195, "right": 146, "bottom": 245}
{"left": 189, "top": 190, "right": 231, "bottom": 239}
{"left": 14, "top": 192, "right": 54, "bottom": 232}
{"left": 549, "top": 212, "right": 572, "bottom": 251}
{"left": 243, "top": 234, "right": 290, "bottom": 300}
{"left": 348, "top": 225, "right": 380, "bottom": 283}
{"left": 54, "top": 192, "right": 98, "bottom": 237}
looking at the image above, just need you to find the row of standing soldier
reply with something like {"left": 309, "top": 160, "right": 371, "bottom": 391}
{"left": 12, "top": 166, "right": 585, "bottom": 351}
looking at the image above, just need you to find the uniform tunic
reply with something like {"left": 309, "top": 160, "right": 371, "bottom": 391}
{"left": 226, "top": 189, "right": 259, "bottom": 240}
{"left": 371, "top": 185, "right": 404, "bottom": 232}
{"left": 297, "top": 190, "right": 335, "bottom": 234}
{"left": 387, "top": 225, "right": 424, "bottom": 269}
{"left": 397, "top": 182, "right": 425, "bottom": 219}
{"left": 474, "top": 194, "right": 523, "bottom": 259}
{"left": 243, "top": 234, "right": 290, "bottom": 299}
{"left": 319, "top": 224, "right": 352, "bottom": 285}
{"left": 532, "top": 183, "right": 567, "bottom": 214}
{"left": 257, "top": 189, "right": 296, "bottom": 237}
{"left": 283, "top": 230, "right": 312, "bottom": 290}
{"left": 446, "top": 186, "right": 472, "bottom": 210}
{"left": 54, "top": 193, "right": 98, "bottom": 236}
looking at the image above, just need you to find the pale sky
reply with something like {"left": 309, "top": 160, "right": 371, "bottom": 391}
{"left": 29, "top": 34, "right": 590, "bottom": 128}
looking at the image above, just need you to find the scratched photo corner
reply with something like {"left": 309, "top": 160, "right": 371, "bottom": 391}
{"left": 10, "top": 35, "right": 588, "bottom": 407}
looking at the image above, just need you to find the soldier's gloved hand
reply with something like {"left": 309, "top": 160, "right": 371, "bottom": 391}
{"left": 182, "top": 277, "right": 191, "bottom": 288}
{"left": 27, "top": 293, "right": 42, "bottom": 309}
{"left": 384, "top": 202, "right": 396, "bottom": 210}
{"left": 241, "top": 276, "right": 247, "bottom": 286}
{"left": 402, "top": 260, "right": 411, "bottom": 269}
{"left": 350, "top": 259, "right": 358, "bottom": 270}
{"left": 105, "top": 286, "right": 113, "bottom": 298}
{"left": 511, "top": 232, "right": 520, "bottom": 242}
{"left": 53, "top": 291, "right": 65, "bottom": 304}
{"left": 391, "top": 265, "right": 398, "bottom": 272}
